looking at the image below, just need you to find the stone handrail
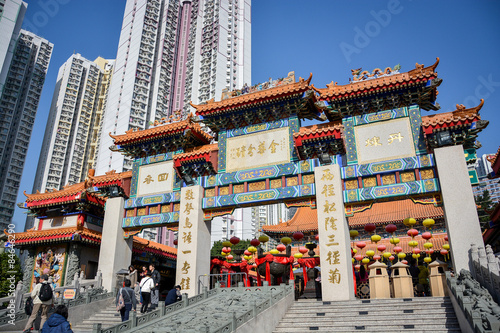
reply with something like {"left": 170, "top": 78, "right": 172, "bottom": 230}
{"left": 92, "top": 282, "right": 293, "bottom": 333}
{"left": 446, "top": 270, "right": 500, "bottom": 332}
{"left": 469, "top": 244, "right": 500, "bottom": 304}
{"left": 0, "top": 270, "right": 105, "bottom": 324}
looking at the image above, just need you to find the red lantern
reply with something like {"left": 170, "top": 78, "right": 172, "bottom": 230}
{"left": 393, "top": 246, "right": 403, "bottom": 253}
{"left": 412, "top": 248, "right": 421, "bottom": 254}
{"left": 364, "top": 223, "right": 376, "bottom": 233}
{"left": 276, "top": 244, "right": 286, "bottom": 252}
{"left": 385, "top": 224, "right": 397, "bottom": 234}
{"left": 315, "top": 234, "right": 319, "bottom": 241}
{"left": 422, "top": 232, "right": 432, "bottom": 240}
{"left": 226, "top": 255, "right": 234, "bottom": 260}
{"left": 356, "top": 241, "right": 366, "bottom": 249}
{"left": 401, "top": 260, "right": 408, "bottom": 265}
{"left": 407, "top": 229, "right": 419, "bottom": 238}
{"left": 299, "top": 247, "right": 308, "bottom": 254}
{"left": 250, "top": 239, "right": 260, "bottom": 247}
{"left": 377, "top": 245, "right": 386, "bottom": 252}
{"left": 244, "top": 250, "right": 252, "bottom": 256}
{"left": 292, "top": 231, "right": 304, "bottom": 241}
{"left": 355, "top": 264, "right": 361, "bottom": 270}
{"left": 355, "top": 254, "right": 363, "bottom": 261}
{"left": 445, "top": 235, "right": 449, "bottom": 241}
{"left": 222, "top": 247, "right": 231, "bottom": 254}
{"left": 173, "top": 239, "right": 178, "bottom": 246}
{"left": 389, "top": 256, "right": 395, "bottom": 261}
{"left": 440, "top": 249, "right": 448, "bottom": 256}
{"left": 230, "top": 236, "right": 240, "bottom": 245}
{"left": 373, "top": 255, "right": 381, "bottom": 261}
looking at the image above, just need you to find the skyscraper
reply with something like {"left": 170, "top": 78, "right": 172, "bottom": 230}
{"left": 0, "top": 27, "right": 53, "bottom": 230}
{"left": 32, "top": 54, "right": 114, "bottom": 195}
{"left": 95, "top": 0, "right": 251, "bottom": 174}
{"left": 0, "top": 0, "right": 27, "bottom": 82}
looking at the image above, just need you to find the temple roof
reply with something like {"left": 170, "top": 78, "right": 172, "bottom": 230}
{"left": 348, "top": 199, "right": 444, "bottom": 226}
{"left": 293, "top": 121, "right": 343, "bottom": 142}
{"left": 191, "top": 73, "right": 314, "bottom": 116}
{"left": 8, "top": 227, "right": 176, "bottom": 259}
{"left": 313, "top": 58, "right": 440, "bottom": 101}
{"left": 22, "top": 170, "right": 132, "bottom": 208}
{"left": 352, "top": 233, "right": 448, "bottom": 256}
{"left": 109, "top": 116, "right": 212, "bottom": 147}
{"left": 173, "top": 144, "right": 218, "bottom": 165}
{"left": 262, "top": 206, "right": 320, "bottom": 234}
{"left": 421, "top": 99, "right": 484, "bottom": 134}
{"left": 487, "top": 146, "right": 500, "bottom": 177}
{"left": 263, "top": 199, "right": 444, "bottom": 235}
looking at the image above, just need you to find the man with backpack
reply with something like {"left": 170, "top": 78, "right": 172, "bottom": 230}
{"left": 24, "top": 274, "right": 54, "bottom": 333}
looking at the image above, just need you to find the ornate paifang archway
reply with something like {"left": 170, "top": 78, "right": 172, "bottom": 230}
{"left": 105, "top": 62, "right": 486, "bottom": 299}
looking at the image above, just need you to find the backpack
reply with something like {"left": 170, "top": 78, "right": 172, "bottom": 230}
{"left": 39, "top": 283, "right": 53, "bottom": 302}
{"left": 116, "top": 288, "right": 125, "bottom": 311}
{"left": 25, "top": 296, "right": 34, "bottom": 315}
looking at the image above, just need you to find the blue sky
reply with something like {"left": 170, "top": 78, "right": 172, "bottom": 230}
{"left": 13, "top": 0, "right": 500, "bottom": 230}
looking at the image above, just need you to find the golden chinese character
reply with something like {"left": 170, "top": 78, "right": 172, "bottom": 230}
{"left": 182, "top": 231, "right": 192, "bottom": 244}
{"left": 321, "top": 169, "right": 334, "bottom": 181}
{"left": 325, "top": 217, "right": 337, "bottom": 231}
{"left": 183, "top": 217, "right": 193, "bottom": 228}
{"left": 365, "top": 136, "right": 382, "bottom": 147}
{"left": 185, "top": 189, "right": 194, "bottom": 200}
{"left": 236, "top": 145, "right": 246, "bottom": 158}
{"left": 258, "top": 141, "right": 266, "bottom": 154}
{"left": 248, "top": 144, "right": 255, "bottom": 156}
{"left": 143, "top": 175, "right": 154, "bottom": 184}
{"left": 323, "top": 200, "right": 336, "bottom": 213}
{"left": 182, "top": 250, "right": 191, "bottom": 254}
{"left": 325, "top": 234, "right": 339, "bottom": 246}
{"left": 181, "top": 261, "right": 191, "bottom": 274}
{"left": 321, "top": 184, "right": 335, "bottom": 197}
{"left": 328, "top": 268, "right": 341, "bottom": 284}
{"left": 388, "top": 132, "right": 404, "bottom": 144}
{"left": 158, "top": 173, "right": 169, "bottom": 182}
{"left": 184, "top": 202, "right": 194, "bottom": 215}
{"left": 326, "top": 250, "right": 341, "bottom": 265}
{"left": 180, "top": 277, "right": 190, "bottom": 290}
{"left": 268, "top": 140, "right": 279, "bottom": 153}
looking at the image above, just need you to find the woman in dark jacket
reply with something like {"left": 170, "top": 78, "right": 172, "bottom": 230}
{"left": 41, "top": 305, "right": 72, "bottom": 333}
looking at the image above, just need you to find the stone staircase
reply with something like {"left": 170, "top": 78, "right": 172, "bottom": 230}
{"left": 71, "top": 304, "right": 122, "bottom": 333}
{"left": 274, "top": 297, "right": 461, "bottom": 332}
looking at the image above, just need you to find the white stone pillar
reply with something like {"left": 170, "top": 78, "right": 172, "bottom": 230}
{"left": 434, "top": 145, "right": 484, "bottom": 273}
{"left": 176, "top": 185, "right": 211, "bottom": 297}
{"left": 97, "top": 196, "right": 132, "bottom": 291}
{"left": 314, "top": 165, "right": 355, "bottom": 301}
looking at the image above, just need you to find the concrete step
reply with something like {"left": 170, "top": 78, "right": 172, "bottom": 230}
{"left": 274, "top": 322, "right": 461, "bottom": 332}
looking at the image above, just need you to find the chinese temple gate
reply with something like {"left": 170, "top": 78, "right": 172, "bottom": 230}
{"left": 19, "top": 59, "right": 489, "bottom": 301}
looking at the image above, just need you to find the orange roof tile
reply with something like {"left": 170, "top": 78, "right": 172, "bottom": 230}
{"left": 262, "top": 207, "right": 318, "bottom": 234}
{"left": 351, "top": 233, "right": 448, "bottom": 256}
{"left": 191, "top": 74, "right": 313, "bottom": 116}
{"left": 110, "top": 116, "right": 212, "bottom": 146}
{"left": 89, "top": 170, "right": 133, "bottom": 186}
{"left": 313, "top": 58, "right": 439, "bottom": 100}
{"left": 294, "top": 121, "right": 343, "bottom": 140}
{"left": 348, "top": 199, "right": 444, "bottom": 226}
{"left": 421, "top": 99, "right": 483, "bottom": 133}
{"left": 9, "top": 227, "right": 176, "bottom": 259}
{"left": 173, "top": 144, "right": 218, "bottom": 161}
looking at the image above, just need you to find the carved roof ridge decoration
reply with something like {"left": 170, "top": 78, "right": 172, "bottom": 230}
{"left": 190, "top": 73, "right": 314, "bottom": 116}
{"left": 109, "top": 115, "right": 212, "bottom": 146}
{"left": 312, "top": 58, "right": 440, "bottom": 100}
{"left": 421, "top": 99, "right": 484, "bottom": 130}
{"left": 487, "top": 146, "right": 500, "bottom": 177}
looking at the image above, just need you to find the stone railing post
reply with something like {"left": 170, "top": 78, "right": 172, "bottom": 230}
{"left": 92, "top": 323, "right": 101, "bottom": 333}
{"left": 486, "top": 245, "right": 499, "bottom": 275}
{"left": 232, "top": 311, "right": 237, "bottom": 330}
{"left": 182, "top": 293, "right": 188, "bottom": 308}
{"left": 469, "top": 244, "right": 479, "bottom": 279}
{"left": 203, "top": 286, "right": 208, "bottom": 299}
{"left": 14, "top": 281, "right": 24, "bottom": 312}
{"left": 96, "top": 270, "right": 102, "bottom": 288}
{"left": 158, "top": 301, "right": 165, "bottom": 315}
{"left": 130, "top": 310, "right": 137, "bottom": 328}
{"left": 252, "top": 300, "right": 257, "bottom": 317}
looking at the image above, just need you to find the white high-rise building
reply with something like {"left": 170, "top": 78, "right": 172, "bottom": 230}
{"left": 0, "top": 27, "right": 53, "bottom": 229}
{"left": 32, "top": 54, "right": 115, "bottom": 194}
{"left": 0, "top": 0, "right": 27, "bottom": 85}
{"left": 95, "top": 0, "right": 251, "bottom": 174}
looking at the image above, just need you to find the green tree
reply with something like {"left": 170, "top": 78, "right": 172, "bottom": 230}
{"left": 211, "top": 239, "right": 252, "bottom": 257}
{"left": 0, "top": 252, "right": 23, "bottom": 297}
{"left": 475, "top": 189, "right": 494, "bottom": 231}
